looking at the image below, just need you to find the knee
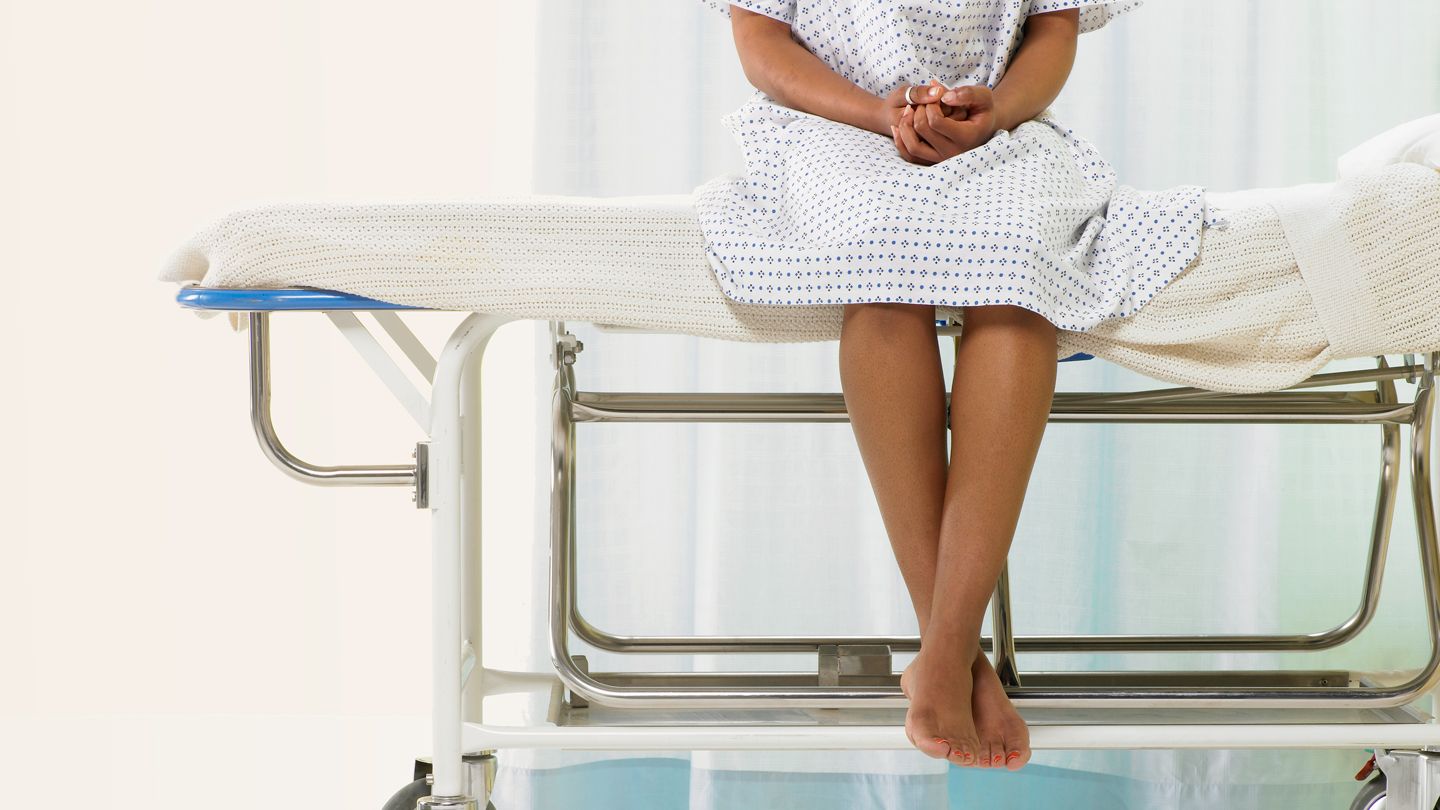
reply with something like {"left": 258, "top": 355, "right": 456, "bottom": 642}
{"left": 842, "top": 301, "right": 936, "bottom": 329}
{"left": 961, "top": 305, "right": 1056, "bottom": 335}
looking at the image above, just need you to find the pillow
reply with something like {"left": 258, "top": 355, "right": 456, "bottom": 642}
{"left": 1336, "top": 113, "right": 1440, "bottom": 179}
{"left": 1401, "top": 131, "right": 1440, "bottom": 173}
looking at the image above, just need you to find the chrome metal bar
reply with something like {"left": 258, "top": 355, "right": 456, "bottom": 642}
{"left": 551, "top": 638, "right": 1440, "bottom": 711}
{"left": 1337, "top": 361, "right": 1404, "bottom": 645}
{"left": 247, "top": 312, "right": 416, "bottom": 487}
{"left": 591, "top": 321, "right": 965, "bottom": 337}
{"left": 1060, "top": 364, "right": 1427, "bottom": 406}
{"left": 562, "top": 356, "right": 1401, "bottom": 655}
{"left": 569, "top": 390, "right": 1415, "bottom": 425}
{"left": 991, "top": 563, "right": 1020, "bottom": 687}
{"left": 548, "top": 328, "right": 1440, "bottom": 708}
{"left": 579, "top": 669, "right": 1354, "bottom": 689}
{"left": 1405, "top": 371, "right": 1440, "bottom": 693}
{"left": 566, "top": 624, "right": 1398, "bottom": 655}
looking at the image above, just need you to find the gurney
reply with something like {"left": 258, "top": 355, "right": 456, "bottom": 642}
{"left": 163, "top": 160, "right": 1440, "bottom": 810}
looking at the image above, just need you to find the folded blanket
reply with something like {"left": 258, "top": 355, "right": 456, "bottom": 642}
{"left": 1069, "top": 163, "right": 1440, "bottom": 390}
{"left": 160, "top": 163, "right": 1440, "bottom": 394}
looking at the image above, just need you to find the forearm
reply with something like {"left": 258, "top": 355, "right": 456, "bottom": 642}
{"left": 990, "top": 10, "right": 1079, "bottom": 132}
{"left": 730, "top": 16, "right": 886, "bottom": 135}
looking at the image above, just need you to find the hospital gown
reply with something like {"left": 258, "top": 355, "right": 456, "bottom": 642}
{"left": 694, "top": 0, "right": 1210, "bottom": 332}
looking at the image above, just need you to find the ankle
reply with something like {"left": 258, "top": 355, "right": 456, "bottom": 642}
{"left": 919, "top": 626, "right": 982, "bottom": 663}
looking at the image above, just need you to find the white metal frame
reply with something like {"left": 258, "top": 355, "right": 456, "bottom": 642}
{"left": 235, "top": 309, "right": 1440, "bottom": 810}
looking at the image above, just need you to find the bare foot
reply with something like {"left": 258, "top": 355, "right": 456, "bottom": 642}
{"left": 902, "top": 651, "right": 1032, "bottom": 770}
{"left": 970, "top": 651, "right": 1032, "bottom": 770}
{"left": 899, "top": 644, "right": 982, "bottom": 766}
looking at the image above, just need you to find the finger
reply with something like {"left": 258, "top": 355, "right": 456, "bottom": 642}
{"left": 914, "top": 102, "right": 957, "bottom": 153}
{"left": 940, "top": 85, "right": 972, "bottom": 107}
{"left": 941, "top": 85, "right": 994, "bottom": 114}
{"left": 892, "top": 124, "right": 930, "bottom": 165}
{"left": 942, "top": 102, "right": 970, "bottom": 122}
{"left": 891, "top": 125, "right": 916, "bottom": 163}
{"left": 902, "top": 109, "right": 944, "bottom": 163}
{"left": 924, "top": 111, "right": 981, "bottom": 146}
{"left": 922, "top": 110, "right": 966, "bottom": 141}
{"left": 892, "top": 123, "right": 925, "bottom": 165}
{"left": 892, "top": 108, "right": 938, "bottom": 162}
{"left": 906, "top": 80, "right": 943, "bottom": 105}
{"left": 897, "top": 115, "right": 941, "bottom": 163}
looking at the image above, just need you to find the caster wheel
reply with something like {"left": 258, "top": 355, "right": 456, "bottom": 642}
{"left": 381, "top": 778, "right": 497, "bottom": 810}
{"left": 1350, "top": 775, "right": 1386, "bottom": 810}
{"left": 381, "top": 778, "right": 430, "bottom": 810}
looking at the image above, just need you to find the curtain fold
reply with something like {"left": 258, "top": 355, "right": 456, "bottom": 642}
{"left": 494, "top": 1, "right": 1440, "bottom": 807}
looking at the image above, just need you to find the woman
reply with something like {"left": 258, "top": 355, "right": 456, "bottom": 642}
{"left": 695, "top": 0, "right": 1211, "bottom": 771}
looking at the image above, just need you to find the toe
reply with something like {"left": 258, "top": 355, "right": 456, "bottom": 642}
{"left": 1008, "top": 729, "right": 1032, "bottom": 770}
{"left": 952, "top": 738, "right": 980, "bottom": 768}
{"left": 1003, "top": 743, "right": 1031, "bottom": 771}
{"left": 915, "top": 732, "right": 952, "bottom": 760}
{"left": 986, "top": 732, "right": 1009, "bottom": 769}
{"left": 905, "top": 709, "right": 951, "bottom": 759}
{"left": 923, "top": 737, "right": 953, "bottom": 759}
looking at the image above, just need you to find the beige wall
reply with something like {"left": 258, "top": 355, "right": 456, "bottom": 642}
{"left": 0, "top": 1, "right": 538, "bottom": 805}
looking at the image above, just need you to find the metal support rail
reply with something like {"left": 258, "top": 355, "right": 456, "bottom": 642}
{"left": 563, "top": 357, "right": 1402, "bottom": 655}
{"left": 548, "top": 326, "right": 1440, "bottom": 709}
{"left": 234, "top": 306, "right": 1440, "bottom": 709}
{"left": 248, "top": 312, "right": 416, "bottom": 487}
{"left": 567, "top": 391, "right": 1416, "bottom": 425}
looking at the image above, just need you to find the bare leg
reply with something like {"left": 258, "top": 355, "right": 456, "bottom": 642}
{"left": 839, "top": 303, "right": 1054, "bottom": 770}
{"left": 902, "top": 304, "right": 1057, "bottom": 769}
{"left": 838, "top": 302, "right": 950, "bottom": 632}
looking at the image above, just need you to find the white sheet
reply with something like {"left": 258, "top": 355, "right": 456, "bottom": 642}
{"left": 161, "top": 165, "right": 1440, "bottom": 393}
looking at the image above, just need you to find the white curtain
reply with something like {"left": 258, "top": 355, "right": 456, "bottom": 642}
{"left": 490, "top": 2, "right": 1440, "bottom": 807}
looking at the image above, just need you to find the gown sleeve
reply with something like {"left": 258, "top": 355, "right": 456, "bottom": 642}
{"left": 696, "top": 0, "right": 796, "bottom": 26}
{"left": 1027, "top": 0, "right": 1143, "bottom": 35}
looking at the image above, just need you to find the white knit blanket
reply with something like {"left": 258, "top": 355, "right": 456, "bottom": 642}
{"left": 160, "top": 164, "right": 1440, "bottom": 393}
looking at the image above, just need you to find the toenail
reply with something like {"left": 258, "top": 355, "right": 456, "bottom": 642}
{"left": 1007, "top": 751, "right": 1020, "bottom": 760}
{"left": 993, "top": 754, "right": 1003, "bottom": 764}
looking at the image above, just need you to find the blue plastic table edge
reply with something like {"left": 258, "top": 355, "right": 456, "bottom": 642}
{"left": 175, "top": 286, "right": 423, "bottom": 312}
{"left": 173, "top": 286, "right": 1092, "bottom": 362}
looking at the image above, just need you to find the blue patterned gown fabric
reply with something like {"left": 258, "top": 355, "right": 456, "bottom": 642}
{"left": 695, "top": 0, "right": 1210, "bottom": 331}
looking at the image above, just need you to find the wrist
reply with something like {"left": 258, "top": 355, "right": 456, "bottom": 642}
{"left": 868, "top": 93, "right": 890, "bottom": 137}
{"left": 991, "top": 91, "right": 1020, "bottom": 132}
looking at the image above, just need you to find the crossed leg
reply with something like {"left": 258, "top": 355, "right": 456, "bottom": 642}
{"left": 838, "top": 302, "right": 1058, "bottom": 771}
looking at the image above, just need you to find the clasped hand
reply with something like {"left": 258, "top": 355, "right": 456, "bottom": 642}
{"left": 884, "top": 80, "right": 999, "bottom": 166}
